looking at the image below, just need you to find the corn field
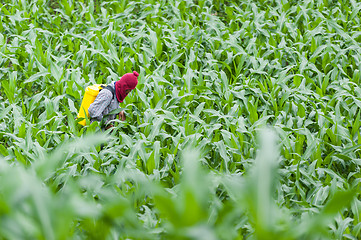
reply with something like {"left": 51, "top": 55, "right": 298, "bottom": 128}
{"left": 0, "top": 0, "right": 361, "bottom": 239}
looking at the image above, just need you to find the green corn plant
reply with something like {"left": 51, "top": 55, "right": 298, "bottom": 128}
{"left": 0, "top": 0, "right": 361, "bottom": 238}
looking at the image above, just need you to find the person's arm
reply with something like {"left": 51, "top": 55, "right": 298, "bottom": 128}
{"left": 88, "top": 90, "right": 113, "bottom": 121}
{"left": 118, "top": 111, "right": 126, "bottom": 121}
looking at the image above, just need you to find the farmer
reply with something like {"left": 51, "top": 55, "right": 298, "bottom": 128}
{"left": 88, "top": 71, "right": 139, "bottom": 129}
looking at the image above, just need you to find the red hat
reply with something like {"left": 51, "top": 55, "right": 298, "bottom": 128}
{"left": 115, "top": 71, "right": 139, "bottom": 102}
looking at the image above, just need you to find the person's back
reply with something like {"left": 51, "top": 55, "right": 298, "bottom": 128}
{"left": 88, "top": 71, "right": 139, "bottom": 129}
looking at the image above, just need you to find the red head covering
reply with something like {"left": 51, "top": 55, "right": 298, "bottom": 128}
{"left": 115, "top": 71, "right": 139, "bottom": 102}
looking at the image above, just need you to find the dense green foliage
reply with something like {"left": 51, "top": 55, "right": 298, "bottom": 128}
{"left": 1, "top": 0, "right": 361, "bottom": 239}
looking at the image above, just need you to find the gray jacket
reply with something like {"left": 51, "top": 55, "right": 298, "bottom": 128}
{"left": 88, "top": 82, "right": 120, "bottom": 125}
